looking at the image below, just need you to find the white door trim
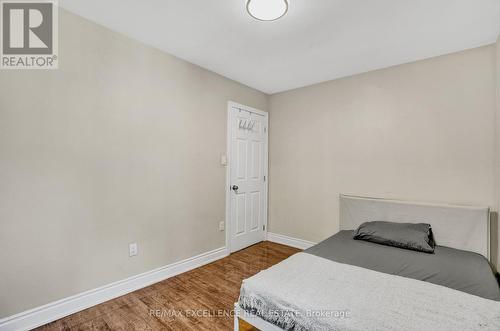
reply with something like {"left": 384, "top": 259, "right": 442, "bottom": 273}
{"left": 225, "top": 101, "right": 268, "bottom": 253}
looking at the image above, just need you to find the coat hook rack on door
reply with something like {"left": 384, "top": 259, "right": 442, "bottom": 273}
{"left": 236, "top": 106, "right": 262, "bottom": 132}
{"left": 239, "top": 119, "right": 255, "bottom": 131}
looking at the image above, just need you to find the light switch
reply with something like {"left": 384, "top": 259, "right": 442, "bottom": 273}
{"left": 220, "top": 154, "right": 227, "bottom": 166}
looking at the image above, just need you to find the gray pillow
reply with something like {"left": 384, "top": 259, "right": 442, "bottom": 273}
{"left": 353, "top": 221, "right": 435, "bottom": 253}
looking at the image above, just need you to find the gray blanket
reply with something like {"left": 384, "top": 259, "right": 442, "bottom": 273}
{"left": 239, "top": 253, "right": 500, "bottom": 331}
{"left": 305, "top": 230, "right": 500, "bottom": 300}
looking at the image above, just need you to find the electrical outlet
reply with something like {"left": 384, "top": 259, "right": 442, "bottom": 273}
{"left": 129, "top": 243, "right": 138, "bottom": 257}
{"left": 219, "top": 221, "right": 225, "bottom": 231}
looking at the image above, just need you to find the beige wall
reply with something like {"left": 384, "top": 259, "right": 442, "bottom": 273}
{"left": 0, "top": 9, "right": 267, "bottom": 317}
{"left": 496, "top": 36, "right": 500, "bottom": 267}
{"left": 0, "top": 7, "right": 498, "bottom": 320}
{"left": 268, "top": 46, "right": 497, "bottom": 263}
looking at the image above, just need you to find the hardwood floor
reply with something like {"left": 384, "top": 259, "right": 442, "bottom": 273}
{"left": 36, "top": 242, "right": 300, "bottom": 331}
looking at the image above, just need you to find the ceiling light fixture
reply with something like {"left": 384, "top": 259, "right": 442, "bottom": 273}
{"left": 246, "top": 0, "right": 289, "bottom": 21}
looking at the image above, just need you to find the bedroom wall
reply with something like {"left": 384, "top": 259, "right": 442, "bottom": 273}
{"left": 268, "top": 46, "right": 497, "bottom": 264}
{"left": 496, "top": 36, "right": 500, "bottom": 267}
{"left": 0, "top": 9, "right": 267, "bottom": 317}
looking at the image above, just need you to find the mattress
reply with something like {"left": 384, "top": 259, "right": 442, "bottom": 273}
{"left": 239, "top": 253, "right": 500, "bottom": 331}
{"left": 304, "top": 230, "right": 500, "bottom": 301}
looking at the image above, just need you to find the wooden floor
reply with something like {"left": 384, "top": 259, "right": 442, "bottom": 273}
{"left": 36, "top": 242, "right": 300, "bottom": 331}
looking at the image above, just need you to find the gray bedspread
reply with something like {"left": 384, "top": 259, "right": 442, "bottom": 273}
{"left": 305, "top": 230, "right": 500, "bottom": 301}
{"left": 239, "top": 253, "right": 500, "bottom": 331}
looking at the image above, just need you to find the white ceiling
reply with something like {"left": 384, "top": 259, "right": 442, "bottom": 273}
{"left": 60, "top": 0, "right": 500, "bottom": 94}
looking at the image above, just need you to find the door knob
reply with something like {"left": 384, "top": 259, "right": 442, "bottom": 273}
{"left": 232, "top": 185, "right": 239, "bottom": 191}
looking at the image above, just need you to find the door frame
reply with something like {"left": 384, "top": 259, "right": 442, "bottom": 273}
{"left": 225, "top": 101, "right": 269, "bottom": 253}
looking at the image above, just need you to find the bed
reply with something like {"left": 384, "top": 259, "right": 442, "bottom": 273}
{"left": 234, "top": 195, "right": 500, "bottom": 331}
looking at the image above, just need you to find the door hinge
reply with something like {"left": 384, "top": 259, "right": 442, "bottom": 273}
{"left": 264, "top": 126, "right": 267, "bottom": 133}
{"left": 264, "top": 175, "right": 266, "bottom": 182}
{"left": 263, "top": 225, "right": 266, "bottom": 231}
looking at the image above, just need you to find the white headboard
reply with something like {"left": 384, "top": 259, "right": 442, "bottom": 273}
{"left": 339, "top": 195, "right": 490, "bottom": 258}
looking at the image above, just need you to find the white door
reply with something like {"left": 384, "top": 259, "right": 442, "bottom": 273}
{"left": 228, "top": 103, "right": 268, "bottom": 253}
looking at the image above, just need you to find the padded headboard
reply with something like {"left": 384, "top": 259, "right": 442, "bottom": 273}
{"left": 339, "top": 195, "right": 490, "bottom": 258}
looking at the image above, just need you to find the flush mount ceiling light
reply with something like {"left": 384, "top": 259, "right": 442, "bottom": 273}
{"left": 246, "top": 0, "right": 289, "bottom": 21}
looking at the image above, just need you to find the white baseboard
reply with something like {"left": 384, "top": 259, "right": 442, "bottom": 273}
{"left": 266, "top": 232, "right": 316, "bottom": 250}
{"left": 0, "top": 247, "right": 228, "bottom": 331}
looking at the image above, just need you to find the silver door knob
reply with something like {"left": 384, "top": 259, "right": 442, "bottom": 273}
{"left": 232, "top": 185, "right": 239, "bottom": 191}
